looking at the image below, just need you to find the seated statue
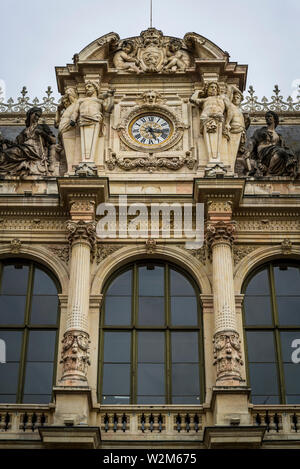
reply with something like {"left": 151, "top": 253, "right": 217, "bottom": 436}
{"left": 247, "top": 111, "right": 298, "bottom": 177}
{"left": 0, "top": 107, "right": 57, "bottom": 176}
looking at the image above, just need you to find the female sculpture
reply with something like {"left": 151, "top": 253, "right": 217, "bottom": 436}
{"left": 0, "top": 107, "right": 56, "bottom": 176}
{"left": 249, "top": 111, "right": 297, "bottom": 177}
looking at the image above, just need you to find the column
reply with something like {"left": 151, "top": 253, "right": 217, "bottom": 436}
{"left": 206, "top": 212, "right": 243, "bottom": 386}
{"left": 60, "top": 220, "right": 96, "bottom": 384}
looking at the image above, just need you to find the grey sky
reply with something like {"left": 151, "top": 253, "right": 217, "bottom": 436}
{"left": 1, "top": 0, "right": 299, "bottom": 102}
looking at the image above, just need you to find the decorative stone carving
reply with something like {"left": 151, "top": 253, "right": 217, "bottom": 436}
{"left": 213, "top": 331, "right": 243, "bottom": 383}
{"left": 70, "top": 80, "right": 115, "bottom": 161}
{"left": 10, "top": 238, "right": 21, "bottom": 253}
{"left": 244, "top": 111, "right": 298, "bottom": 177}
{"left": 177, "top": 244, "right": 206, "bottom": 265}
{"left": 233, "top": 246, "right": 257, "bottom": 265}
{"left": 55, "top": 87, "right": 78, "bottom": 135}
{"left": 112, "top": 28, "right": 190, "bottom": 74}
{"left": 96, "top": 244, "right": 123, "bottom": 264}
{"left": 145, "top": 238, "right": 156, "bottom": 253}
{"left": 137, "top": 90, "right": 166, "bottom": 105}
{"left": 0, "top": 107, "right": 58, "bottom": 176}
{"left": 281, "top": 238, "right": 292, "bottom": 254}
{"left": 60, "top": 330, "right": 90, "bottom": 381}
{"left": 205, "top": 221, "right": 236, "bottom": 250}
{"left": 113, "top": 40, "right": 141, "bottom": 73}
{"left": 66, "top": 220, "right": 96, "bottom": 250}
{"left": 107, "top": 152, "right": 195, "bottom": 172}
{"left": 74, "top": 162, "right": 98, "bottom": 177}
{"left": 49, "top": 246, "right": 70, "bottom": 264}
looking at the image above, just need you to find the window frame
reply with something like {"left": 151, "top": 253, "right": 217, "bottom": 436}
{"left": 243, "top": 260, "right": 300, "bottom": 404}
{"left": 98, "top": 260, "right": 205, "bottom": 405}
{"left": 0, "top": 259, "right": 61, "bottom": 404}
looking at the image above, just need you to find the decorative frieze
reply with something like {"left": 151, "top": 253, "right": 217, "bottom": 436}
{"left": 213, "top": 330, "right": 243, "bottom": 383}
{"left": 107, "top": 153, "right": 195, "bottom": 172}
{"left": 60, "top": 330, "right": 90, "bottom": 382}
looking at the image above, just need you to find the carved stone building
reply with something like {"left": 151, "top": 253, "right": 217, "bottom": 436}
{"left": 0, "top": 28, "right": 300, "bottom": 449}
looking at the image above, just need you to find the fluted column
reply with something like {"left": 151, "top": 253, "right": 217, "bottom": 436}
{"left": 206, "top": 220, "right": 243, "bottom": 385}
{"left": 60, "top": 220, "right": 96, "bottom": 384}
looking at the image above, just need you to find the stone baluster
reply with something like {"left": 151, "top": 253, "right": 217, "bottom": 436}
{"left": 60, "top": 220, "right": 96, "bottom": 384}
{"left": 206, "top": 215, "right": 243, "bottom": 386}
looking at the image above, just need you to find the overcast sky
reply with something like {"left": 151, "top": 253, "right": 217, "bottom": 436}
{"left": 1, "top": 0, "right": 299, "bottom": 102}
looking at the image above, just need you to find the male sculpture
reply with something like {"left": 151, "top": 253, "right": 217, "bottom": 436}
{"left": 190, "top": 82, "right": 232, "bottom": 161}
{"left": 70, "top": 81, "right": 115, "bottom": 161}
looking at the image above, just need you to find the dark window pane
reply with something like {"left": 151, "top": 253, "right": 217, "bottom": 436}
{"left": 137, "top": 396, "right": 165, "bottom": 404}
{"left": 102, "top": 395, "right": 130, "bottom": 404}
{"left": 251, "top": 395, "right": 280, "bottom": 405}
{"left": 0, "top": 395, "right": 16, "bottom": 403}
{"left": 102, "top": 364, "right": 130, "bottom": 394}
{"left": 274, "top": 266, "right": 300, "bottom": 295}
{"left": 103, "top": 332, "right": 131, "bottom": 363}
{"left": 171, "top": 297, "right": 197, "bottom": 325}
{"left": 172, "top": 396, "right": 201, "bottom": 404}
{"left": 171, "top": 332, "right": 198, "bottom": 362}
{"left": 172, "top": 364, "right": 200, "bottom": 396}
{"left": 286, "top": 395, "right": 300, "bottom": 404}
{"left": 138, "top": 332, "right": 164, "bottom": 363}
{"left": 0, "top": 296, "right": 26, "bottom": 325}
{"left": 138, "top": 297, "right": 164, "bottom": 325}
{"left": 32, "top": 268, "right": 57, "bottom": 295}
{"left": 107, "top": 270, "right": 132, "bottom": 296}
{"left": 170, "top": 269, "right": 195, "bottom": 296}
{"left": 277, "top": 297, "right": 300, "bottom": 325}
{"left": 280, "top": 331, "right": 300, "bottom": 363}
{"left": 23, "top": 363, "right": 54, "bottom": 394}
{"left": 246, "top": 331, "right": 276, "bottom": 362}
{"left": 26, "top": 331, "right": 56, "bottom": 362}
{"left": 1, "top": 264, "right": 29, "bottom": 294}
{"left": 0, "top": 363, "right": 19, "bottom": 393}
{"left": 30, "top": 296, "right": 58, "bottom": 325}
{"left": 139, "top": 266, "right": 164, "bottom": 296}
{"left": 244, "top": 296, "right": 272, "bottom": 326}
{"left": 245, "top": 269, "right": 270, "bottom": 295}
{"left": 0, "top": 331, "right": 22, "bottom": 361}
{"left": 249, "top": 363, "right": 279, "bottom": 395}
{"left": 137, "top": 364, "right": 165, "bottom": 395}
{"left": 23, "top": 395, "right": 52, "bottom": 404}
{"left": 105, "top": 296, "right": 131, "bottom": 325}
{"left": 283, "top": 364, "right": 300, "bottom": 395}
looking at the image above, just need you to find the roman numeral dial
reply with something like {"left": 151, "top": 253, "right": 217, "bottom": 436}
{"left": 129, "top": 114, "right": 173, "bottom": 147}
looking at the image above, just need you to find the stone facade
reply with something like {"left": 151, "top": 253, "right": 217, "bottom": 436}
{"left": 0, "top": 28, "right": 300, "bottom": 449}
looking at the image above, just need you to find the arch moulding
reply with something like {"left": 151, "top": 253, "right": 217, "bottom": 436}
{"left": 0, "top": 244, "right": 69, "bottom": 294}
{"left": 234, "top": 245, "right": 300, "bottom": 294}
{"left": 91, "top": 245, "right": 211, "bottom": 295}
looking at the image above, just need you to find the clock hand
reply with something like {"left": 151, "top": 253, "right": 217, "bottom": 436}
{"left": 146, "top": 127, "right": 157, "bottom": 140}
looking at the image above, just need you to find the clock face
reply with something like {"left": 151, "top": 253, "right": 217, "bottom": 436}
{"left": 129, "top": 114, "right": 173, "bottom": 147}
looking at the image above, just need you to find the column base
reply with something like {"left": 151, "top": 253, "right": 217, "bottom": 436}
{"left": 211, "top": 386, "right": 252, "bottom": 426}
{"left": 52, "top": 386, "right": 93, "bottom": 426}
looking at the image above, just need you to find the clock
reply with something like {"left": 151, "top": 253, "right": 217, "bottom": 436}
{"left": 129, "top": 114, "right": 173, "bottom": 147}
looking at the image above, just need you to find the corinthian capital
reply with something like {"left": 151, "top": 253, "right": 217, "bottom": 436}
{"left": 66, "top": 220, "right": 96, "bottom": 249}
{"left": 205, "top": 220, "right": 236, "bottom": 249}
{"left": 213, "top": 330, "right": 243, "bottom": 383}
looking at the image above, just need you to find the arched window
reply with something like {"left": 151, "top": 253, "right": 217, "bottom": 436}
{"left": 0, "top": 259, "right": 60, "bottom": 404}
{"left": 99, "top": 261, "right": 204, "bottom": 405}
{"left": 243, "top": 261, "right": 300, "bottom": 404}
